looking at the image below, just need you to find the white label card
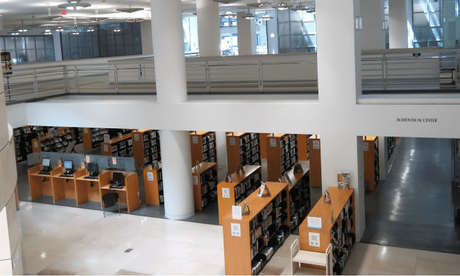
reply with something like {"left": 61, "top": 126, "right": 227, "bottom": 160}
{"left": 134, "top": 134, "right": 139, "bottom": 141}
{"left": 222, "top": 188, "right": 230, "bottom": 198}
{"left": 147, "top": 172, "right": 154, "bottom": 181}
{"left": 270, "top": 138, "right": 276, "bottom": 147}
{"left": 86, "top": 156, "right": 90, "bottom": 163}
{"left": 192, "top": 136, "right": 198, "bottom": 144}
{"left": 363, "top": 142, "right": 369, "bottom": 151}
{"left": 112, "top": 157, "right": 117, "bottom": 165}
{"left": 103, "top": 134, "right": 110, "bottom": 143}
{"left": 34, "top": 141, "right": 38, "bottom": 148}
{"left": 84, "top": 128, "right": 88, "bottom": 133}
{"left": 308, "top": 217, "right": 322, "bottom": 229}
{"left": 313, "top": 140, "right": 320, "bottom": 150}
{"left": 103, "top": 145, "right": 108, "bottom": 152}
{"left": 231, "top": 223, "right": 241, "bottom": 237}
{"left": 230, "top": 137, "right": 236, "bottom": 146}
{"left": 309, "top": 232, "right": 320, "bottom": 247}
{"left": 232, "top": 206, "right": 242, "bottom": 220}
{"left": 193, "top": 175, "right": 198, "bottom": 185}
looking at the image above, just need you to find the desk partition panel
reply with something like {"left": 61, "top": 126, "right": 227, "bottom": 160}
{"left": 109, "top": 156, "right": 135, "bottom": 172}
{"left": 27, "top": 152, "right": 40, "bottom": 166}
{"left": 62, "top": 153, "right": 85, "bottom": 170}
{"left": 40, "top": 152, "right": 62, "bottom": 167}
{"left": 86, "top": 155, "right": 110, "bottom": 171}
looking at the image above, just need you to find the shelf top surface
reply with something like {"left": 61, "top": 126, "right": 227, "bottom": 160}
{"left": 106, "top": 133, "right": 133, "bottom": 144}
{"left": 223, "top": 182, "right": 288, "bottom": 222}
{"left": 281, "top": 161, "right": 310, "bottom": 189}
{"left": 226, "top": 132, "right": 246, "bottom": 137}
{"left": 134, "top": 129, "right": 151, "bottom": 133}
{"left": 191, "top": 131, "right": 212, "bottom": 136}
{"left": 218, "top": 165, "right": 261, "bottom": 187}
{"left": 305, "top": 186, "right": 354, "bottom": 231}
{"left": 363, "top": 136, "right": 378, "bottom": 142}
{"left": 310, "top": 134, "right": 320, "bottom": 139}
{"left": 192, "top": 162, "right": 217, "bottom": 174}
{"left": 266, "top": 133, "right": 287, "bottom": 139}
{"left": 144, "top": 163, "right": 162, "bottom": 171}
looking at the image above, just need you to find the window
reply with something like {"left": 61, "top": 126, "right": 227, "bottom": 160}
{"left": 0, "top": 36, "right": 55, "bottom": 64}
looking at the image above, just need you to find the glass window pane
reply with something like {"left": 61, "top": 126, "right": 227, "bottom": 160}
{"left": 86, "top": 46, "right": 93, "bottom": 57}
{"left": 44, "top": 36, "right": 54, "bottom": 48}
{"left": 35, "top": 37, "right": 45, "bottom": 48}
{"left": 79, "top": 48, "right": 86, "bottom": 59}
{"left": 78, "top": 35, "right": 85, "bottom": 46}
{"left": 1, "top": 38, "right": 5, "bottom": 52}
{"left": 290, "top": 11, "right": 303, "bottom": 21}
{"left": 132, "top": 22, "right": 141, "bottom": 33}
{"left": 61, "top": 35, "right": 70, "bottom": 48}
{"left": 16, "top": 50, "right": 27, "bottom": 63}
{"left": 36, "top": 49, "right": 45, "bottom": 61}
{"left": 26, "top": 37, "right": 35, "bottom": 49}
{"left": 100, "top": 46, "right": 107, "bottom": 57}
{"left": 115, "top": 34, "right": 124, "bottom": 45}
{"left": 116, "top": 45, "right": 124, "bottom": 55}
{"left": 62, "top": 48, "right": 71, "bottom": 60}
{"left": 71, "top": 48, "right": 79, "bottom": 59}
{"left": 278, "top": 22, "right": 290, "bottom": 35}
{"left": 133, "top": 44, "right": 142, "bottom": 55}
{"left": 5, "top": 38, "right": 16, "bottom": 51}
{"left": 45, "top": 48, "right": 54, "bottom": 61}
{"left": 85, "top": 34, "right": 92, "bottom": 46}
{"left": 124, "top": 34, "right": 133, "bottom": 44}
{"left": 107, "top": 45, "right": 116, "bottom": 56}
{"left": 15, "top": 37, "right": 26, "bottom": 50}
{"left": 279, "top": 35, "right": 290, "bottom": 48}
{"left": 93, "top": 47, "right": 100, "bottom": 57}
{"left": 125, "top": 44, "right": 133, "bottom": 55}
{"left": 107, "top": 35, "right": 115, "bottom": 45}
{"left": 413, "top": 13, "right": 428, "bottom": 26}
{"left": 133, "top": 34, "right": 141, "bottom": 44}
{"left": 290, "top": 22, "right": 303, "bottom": 35}
{"left": 277, "top": 10, "right": 290, "bottom": 22}
{"left": 70, "top": 36, "right": 78, "bottom": 47}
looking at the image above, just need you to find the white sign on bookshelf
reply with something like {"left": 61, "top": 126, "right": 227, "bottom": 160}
{"left": 270, "top": 139, "right": 276, "bottom": 147}
{"left": 363, "top": 142, "right": 369, "bottom": 151}
{"left": 232, "top": 205, "right": 242, "bottom": 220}
{"left": 193, "top": 176, "right": 198, "bottom": 185}
{"left": 307, "top": 217, "right": 322, "bottom": 229}
{"left": 192, "top": 136, "right": 198, "bottom": 144}
{"left": 309, "top": 232, "right": 320, "bottom": 247}
{"left": 147, "top": 172, "right": 154, "bottom": 181}
{"left": 313, "top": 140, "right": 320, "bottom": 149}
{"left": 231, "top": 223, "right": 241, "bottom": 237}
{"left": 222, "top": 188, "right": 230, "bottom": 198}
{"left": 230, "top": 137, "right": 236, "bottom": 146}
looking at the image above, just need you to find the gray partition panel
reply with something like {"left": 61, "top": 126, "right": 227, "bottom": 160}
{"left": 109, "top": 156, "right": 135, "bottom": 172}
{"left": 40, "top": 152, "right": 62, "bottom": 167}
{"left": 27, "top": 152, "right": 40, "bottom": 166}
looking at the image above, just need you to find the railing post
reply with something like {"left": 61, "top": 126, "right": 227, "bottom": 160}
{"left": 457, "top": 51, "right": 460, "bottom": 90}
{"left": 258, "top": 59, "right": 263, "bottom": 93}
{"left": 114, "top": 65, "right": 120, "bottom": 94}
{"left": 63, "top": 65, "right": 69, "bottom": 94}
{"left": 382, "top": 54, "right": 388, "bottom": 90}
{"left": 205, "top": 61, "right": 210, "bottom": 93}
{"left": 74, "top": 67, "right": 80, "bottom": 94}
{"left": 33, "top": 69, "right": 39, "bottom": 98}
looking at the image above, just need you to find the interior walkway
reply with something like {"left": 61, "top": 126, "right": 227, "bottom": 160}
{"left": 361, "top": 137, "right": 460, "bottom": 254}
{"left": 19, "top": 201, "right": 460, "bottom": 275}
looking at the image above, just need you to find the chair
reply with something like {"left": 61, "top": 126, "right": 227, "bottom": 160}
{"left": 290, "top": 238, "right": 333, "bottom": 275}
{"left": 102, "top": 192, "right": 120, "bottom": 218}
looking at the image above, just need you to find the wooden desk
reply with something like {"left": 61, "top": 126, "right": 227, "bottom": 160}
{"left": 51, "top": 168, "right": 87, "bottom": 203}
{"left": 75, "top": 171, "right": 111, "bottom": 206}
{"left": 100, "top": 171, "right": 140, "bottom": 212}
{"left": 28, "top": 166, "right": 61, "bottom": 201}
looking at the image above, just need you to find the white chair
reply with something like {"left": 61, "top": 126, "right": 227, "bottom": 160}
{"left": 290, "top": 238, "right": 333, "bottom": 275}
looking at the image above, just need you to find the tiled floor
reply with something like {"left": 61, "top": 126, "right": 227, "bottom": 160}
{"left": 20, "top": 200, "right": 460, "bottom": 275}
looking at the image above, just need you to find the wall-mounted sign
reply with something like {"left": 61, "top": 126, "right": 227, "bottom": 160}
{"left": 396, "top": 118, "right": 438, "bottom": 123}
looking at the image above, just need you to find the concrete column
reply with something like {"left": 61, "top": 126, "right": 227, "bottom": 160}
{"left": 196, "top": 0, "right": 221, "bottom": 57}
{"left": 141, "top": 20, "right": 154, "bottom": 55}
{"left": 237, "top": 12, "right": 257, "bottom": 55}
{"left": 361, "top": 0, "right": 385, "bottom": 50}
{"left": 389, "top": 0, "right": 411, "bottom": 48}
{"left": 316, "top": 0, "right": 366, "bottom": 240}
{"left": 151, "top": 0, "right": 194, "bottom": 219}
{"left": 0, "top": 41, "right": 23, "bottom": 275}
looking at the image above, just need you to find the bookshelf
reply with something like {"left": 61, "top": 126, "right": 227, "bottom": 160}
{"left": 282, "top": 161, "right": 311, "bottom": 231}
{"left": 82, "top": 128, "right": 109, "bottom": 149}
{"left": 226, "top": 132, "right": 261, "bottom": 174}
{"left": 363, "top": 136, "right": 379, "bottom": 192}
{"left": 132, "top": 129, "right": 161, "bottom": 166}
{"left": 192, "top": 162, "right": 218, "bottom": 210}
{"left": 217, "top": 165, "right": 262, "bottom": 224}
{"left": 13, "top": 126, "right": 47, "bottom": 162}
{"left": 70, "top": 128, "right": 84, "bottom": 145}
{"left": 100, "top": 134, "right": 134, "bottom": 157}
{"left": 299, "top": 186, "right": 355, "bottom": 275}
{"left": 31, "top": 131, "right": 74, "bottom": 153}
{"left": 266, "top": 133, "right": 299, "bottom": 182}
{"left": 297, "top": 134, "right": 309, "bottom": 161}
{"left": 309, "top": 134, "right": 322, "bottom": 187}
{"left": 143, "top": 164, "right": 163, "bottom": 205}
{"left": 259, "top": 133, "right": 269, "bottom": 159}
{"left": 223, "top": 182, "right": 291, "bottom": 275}
{"left": 190, "top": 131, "right": 217, "bottom": 165}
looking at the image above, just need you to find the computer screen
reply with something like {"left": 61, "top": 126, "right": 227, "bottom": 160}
{"left": 42, "top": 158, "right": 51, "bottom": 168}
{"left": 63, "top": 160, "right": 73, "bottom": 170}
{"left": 112, "top": 172, "right": 124, "bottom": 185}
{"left": 87, "top": 163, "right": 99, "bottom": 176}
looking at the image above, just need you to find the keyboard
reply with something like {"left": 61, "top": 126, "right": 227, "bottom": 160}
{"left": 84, "top": 175, "right": 98, "bottom": 180}
{"left": 110, "top": 184, "right": 123, "bottom": 189}
{"left": 60, "top": 174, "right": 73, "bottom": 178}
{"left": 38, "top": 170, "right": 50, "bottom": 175}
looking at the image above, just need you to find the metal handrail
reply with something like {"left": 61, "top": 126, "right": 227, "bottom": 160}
{"left": 3, "top": 49, "right": 460, "bottom": 104}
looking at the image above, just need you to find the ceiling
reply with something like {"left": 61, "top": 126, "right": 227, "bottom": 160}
{"left": 0, "top": 0, "right": 315, "bottom": 35}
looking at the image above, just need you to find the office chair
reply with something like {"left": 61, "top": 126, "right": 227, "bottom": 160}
{"left": 102, "top": 192, "right": 120, "bottom": 218}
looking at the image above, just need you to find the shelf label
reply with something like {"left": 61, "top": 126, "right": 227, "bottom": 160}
{"left": 112, "top": 157, "right": 117, "bottom": 165}
{"left": 134, "top": 134, "right": 139, "bottom": 141}
{"left": 309, "top": 232, "right": 320, "bottom": 247}
{"left": 34, "top": 141, "right": 38, "bottom": 148}
{"left": 103, "top": 145, "right": 108, "bottom": 152}
{"left": 86, "top": 156, "right": 90, "bottom": 163}
{"left": 84, "top": 128, "right": 88, "bottom": 133}
{"left": 231, "top": 223, "right": 241, "bottom": 237}
{"left": 232, "top": 205, "right": 242, "bottom": 220}
{"left": 308, "top": 217, "right": 322, "bottom": 229}
{"left": 313, "top": 140, "right": 320, "bottom": 150}
{"left": 192, "top": 136, "right": 198, "bottom": 144}
{"left": 222, "top": 188, "right": 230, "bottom": 198}
{"left": 193, "top": 176, "right": 198, "bottom": 185}
{"left": 147, "top": 172, "right": 154, "bottom": 181}
{"left": 270, "top": 139, "right": 276, "bottom": 147}
{"left": 363, "top": 142, "right": 369, "bottom": 151}
{"left": 103, "top": 134, "right": 110, "bottom": 143}
{"left": 229, "top": 137, "right": 236, "bottom": 146}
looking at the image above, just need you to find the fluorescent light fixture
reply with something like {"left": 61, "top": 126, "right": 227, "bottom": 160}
{"left": 275, "top": 3, "right": 292, "bottom": 11}
{"left": 292, "top": 5, "right": 309, "bottom": 12}
{"left": 17, "top": 27, "right": 28, "bottom": 32}
{"left": 220, "top": 11, "right": 237, "bottom": 19}
{"left": 54, "top": 26, "right": 65, "bottom": 32}
{"left": 117, "top": 0, "right": 144, "bottom": 13}
{"left": 58, "top": 0, "right": 91, "bottom": 11}
{"left": 8, "top": 32, "right": 20, "bottom": 36}
{"left": 247, "top": 1, "right": 271, "bottom": 8}
{"left": 241, "top": 10, "right": 256, "bottom": 20}
{"left": 260, "top": 14, "right": 273, "bottom": 20}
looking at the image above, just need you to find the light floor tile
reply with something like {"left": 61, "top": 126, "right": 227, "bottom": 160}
{"left": 370, "top": 247, "right": 417, "bottom": 275}
{"left": 415, "top": 257, "right": 460, "bottom": 275}
{"left": 342, "top": 242, "right": 379, "bottom": 275}
{"left": 154, "top": 259, "right": 208, "bottom": 275}
{"left": 416, "top": 249, "right": 460, "bottom": 263}
{"left": 122, "top": 255, "right": 172, "bottom": 275}
{"left": 24, "top": 255, "right": 61, "bottom": 275}
{"left": 173, "top": 243, "right": 222, "bottom": 263}
{"left": 74, "top": 263, "right": 121, "bottom": 275}
{"left": 36, "top": 258, "right": 89, "bottom": 275}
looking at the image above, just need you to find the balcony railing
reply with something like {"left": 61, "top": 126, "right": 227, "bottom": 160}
{"left": 2, "top": 48, "right": 459, "bottom": 104}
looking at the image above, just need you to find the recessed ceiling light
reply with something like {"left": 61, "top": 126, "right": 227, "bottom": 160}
{"left": 275, "top": 3, "right": 292, "bottom": 11}
{"left": 260, "top": 14, "right": 273, "bottom": 21}
{"left": 116, "top": 0, "right": 144, "bottom": 13}
{"left": 247, "top": 2, "right": 271, "bottom": 8}
{"left": 220, "top": 11, "right": 237, "bottom": 19}
{"left": 292, "top": 5, "right": 309, "bottom": 12}
{"left": 57, "top": 0, "right": 91, "bottom": 11}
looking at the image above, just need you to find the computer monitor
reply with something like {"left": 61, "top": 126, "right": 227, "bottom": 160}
{"left": 112, "top": 172, "right": 125, "bottom": 186}
{"left": 63, "top": 160, "right": 73, "bottom": 173}
{"left": 87, "top": 162, "right": 99, "bottom": 176}
{"left": 42, "top": 158, "right": 51, "bottom": 169}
